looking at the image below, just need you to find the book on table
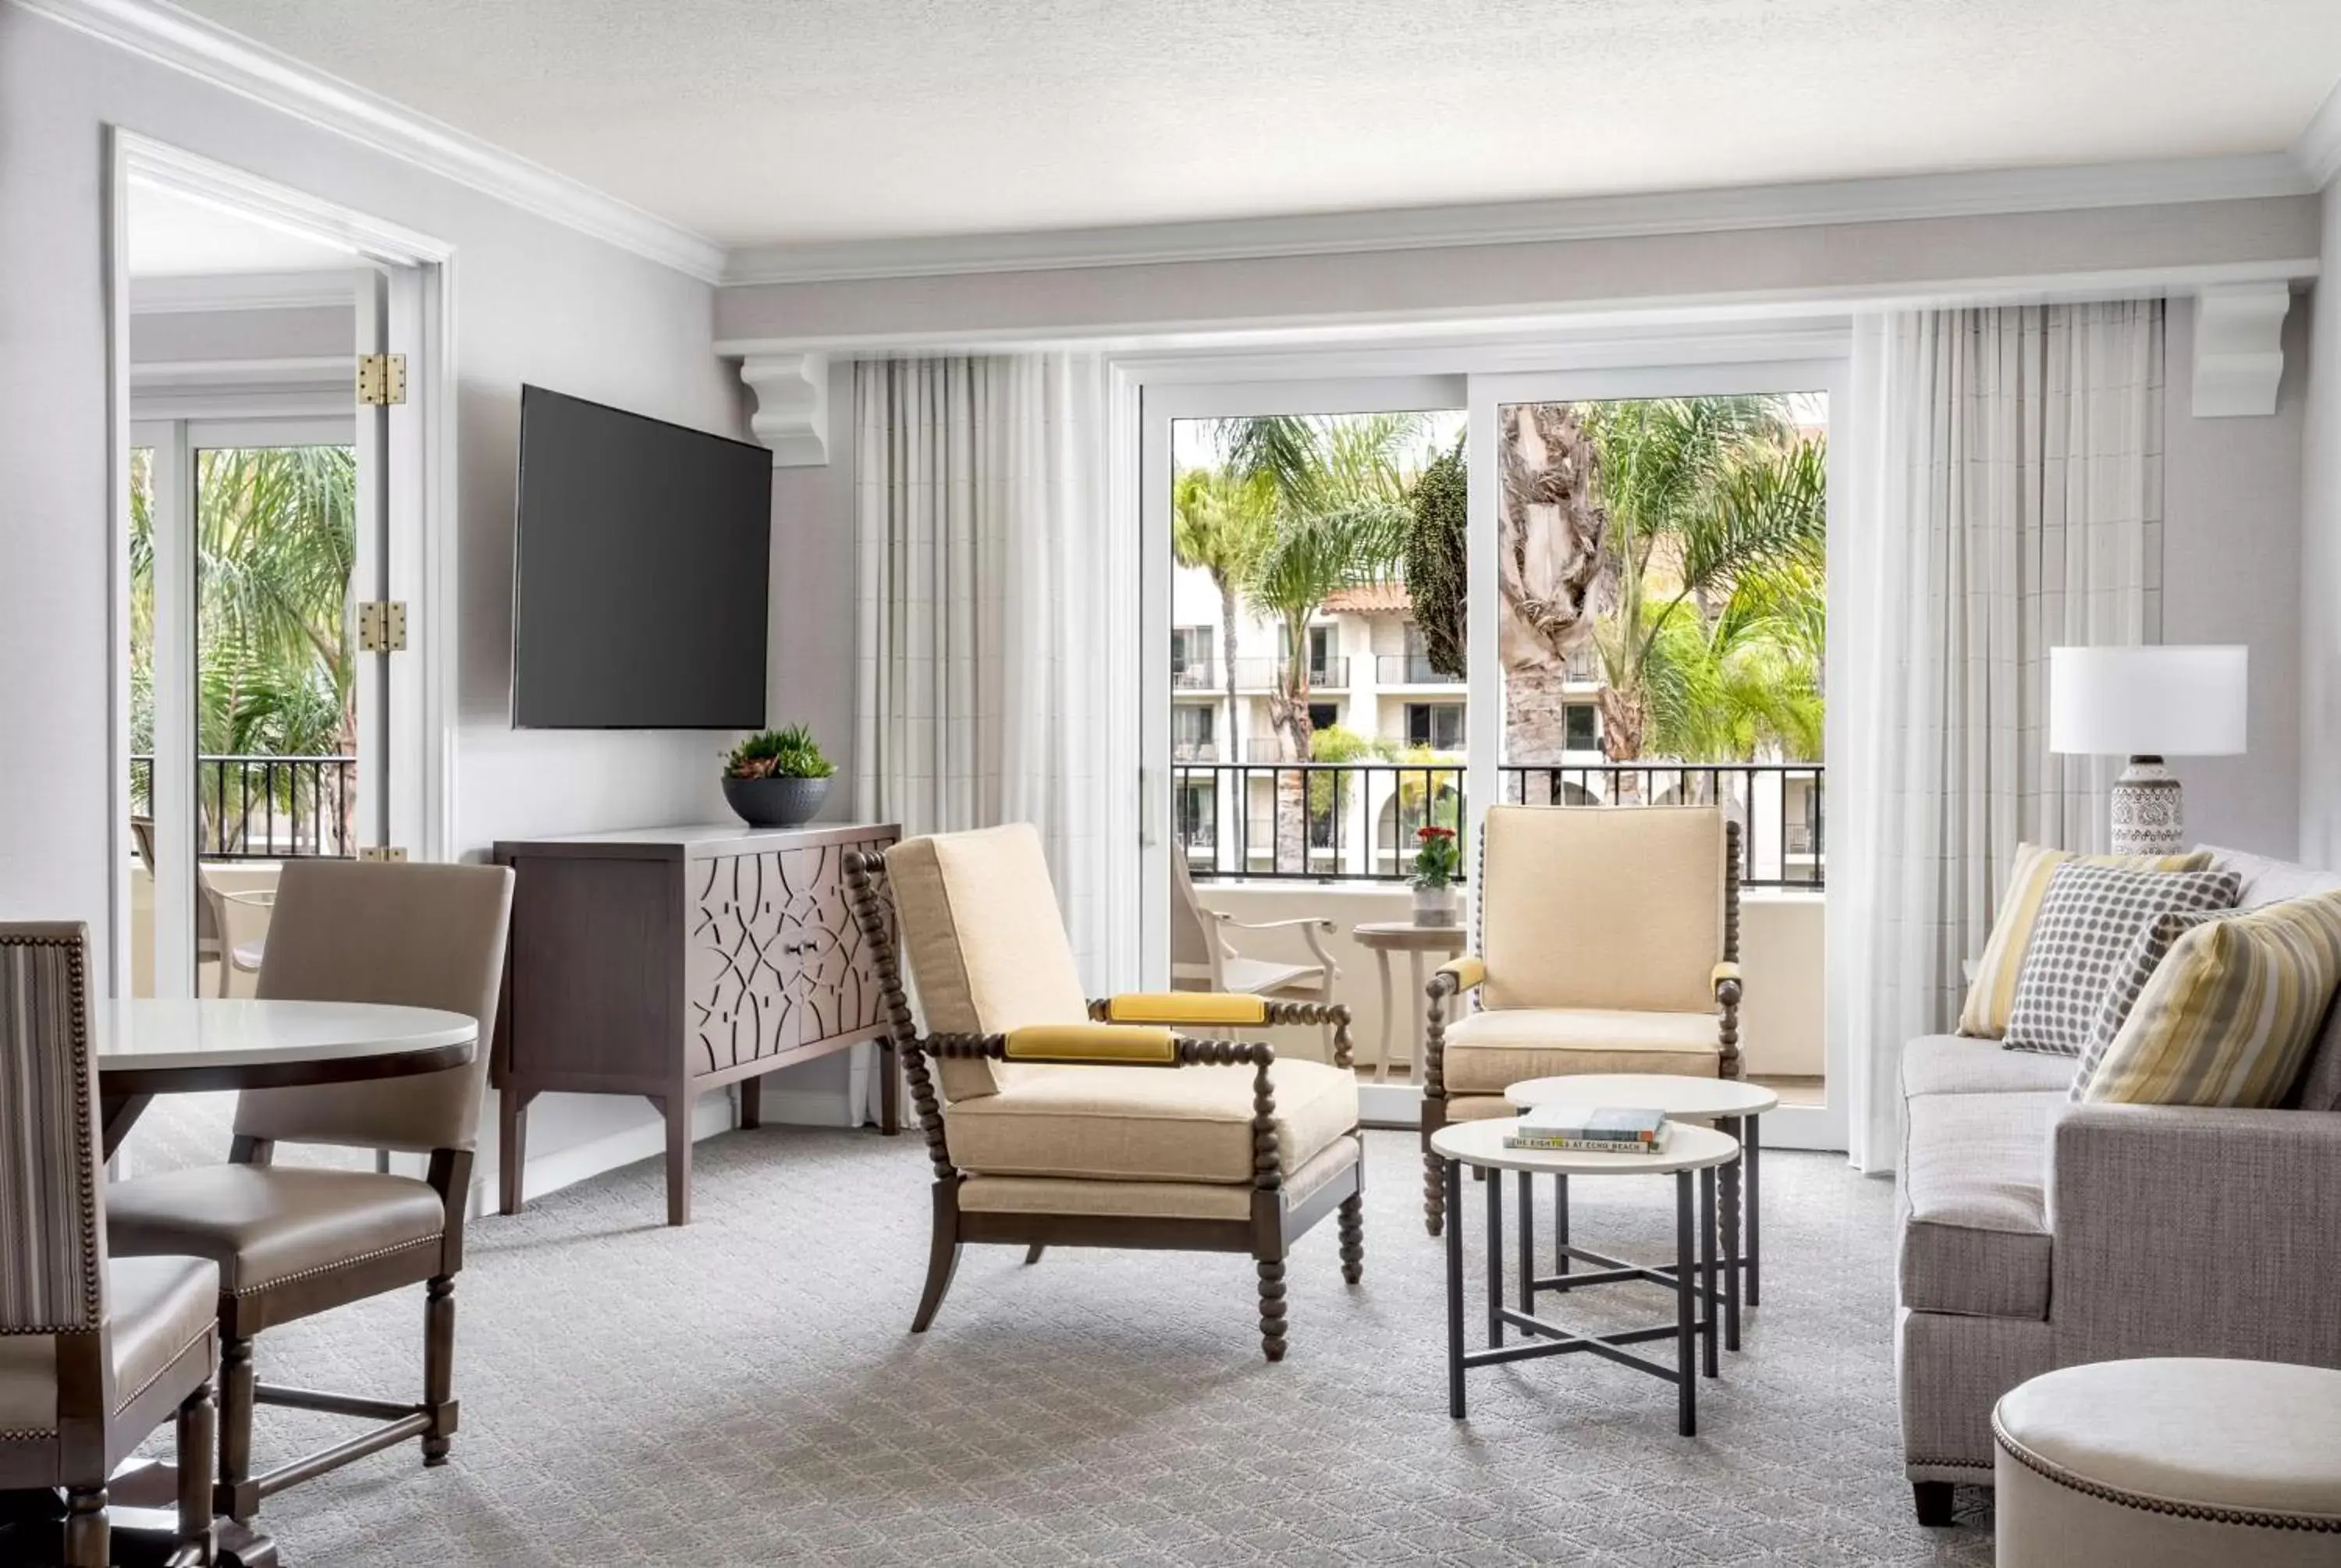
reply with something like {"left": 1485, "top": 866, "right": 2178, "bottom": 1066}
{"left": 1504, "top": 1105, "right": 1668, "bottom": 1152}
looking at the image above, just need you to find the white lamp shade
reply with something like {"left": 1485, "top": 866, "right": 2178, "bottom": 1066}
{"left": 2048, "top": 644, "right": 2247, "bottom": 757}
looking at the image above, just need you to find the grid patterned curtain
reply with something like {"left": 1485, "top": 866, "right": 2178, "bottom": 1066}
{"left": 1838, "top": 301, "right": 2165, "bottom": 1170}
{"left": 852, "top": 353, "right": 1128, "bottom": 990}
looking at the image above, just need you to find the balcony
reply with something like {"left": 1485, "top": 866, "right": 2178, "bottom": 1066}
{"left": 1170, "top": 658, "right": 1217, "bottom": 690}
{"left": 1231, "top": 657, "right": 1348, "bottom": 690}
{"left": 1376, "top": 653, "right": 1462, "bottom": 685}
{"left": 1171, "top": 740, "right": 1219, "bottom": 762}
{"left": 131, "top": 753, "right": 360, "bottom": 860}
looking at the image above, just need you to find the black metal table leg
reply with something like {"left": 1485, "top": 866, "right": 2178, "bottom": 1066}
{"left": 1554, "top": 1172, "right": 1569, "bottom": 1278}
{"left": 1516, "top": 1171, "right": 1533, "bottom": 1317}
{"left": 1721, "top": 1117, "right": 1743, "bottom": 1353}
{"left": 1486, "top": 1157, "right": 1505, "bottom": 1347}
{"left": 1746, "top": 1115, "right": 1762, "bottom": 1307}
{"left": 1446, "top": 1158, "right": 1465, "bottom": 1418}
{"left": 1675, "top": 1169, "right": 1696, "bottom": 1437}
{"left": 1700, "top": 1165, "right": 1719, "bottom": 1379}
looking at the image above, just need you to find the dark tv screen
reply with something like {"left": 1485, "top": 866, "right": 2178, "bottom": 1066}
{"left": 511, "top": 386, "right": 771, "bottom": 729}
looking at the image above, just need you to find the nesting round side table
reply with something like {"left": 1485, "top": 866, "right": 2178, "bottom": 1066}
{"left": 1430, "top": 1116, "right": 1739, "bottom": 1435}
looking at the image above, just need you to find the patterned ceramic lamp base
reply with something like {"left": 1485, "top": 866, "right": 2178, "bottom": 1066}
{"left": 2110, "top": 756, "right": 2183, "bottom": 856}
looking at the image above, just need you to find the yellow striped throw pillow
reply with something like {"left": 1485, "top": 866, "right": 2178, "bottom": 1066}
{"left": 1958, "top": 843, "right": 2215, "bottom": 1038}
{"left": 2079, "top": 892, "right": 2341, "bottom": 1107}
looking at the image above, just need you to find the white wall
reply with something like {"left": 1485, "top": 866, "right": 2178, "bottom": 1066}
{"left": 2304, "top": 186, "right": 2341, "bottom": 867}
{"left": 2163, "top": 292, "right": 2311, "bottom": 857}
{"left": 0, "top": 8, "right": 751, "bottom": 1192}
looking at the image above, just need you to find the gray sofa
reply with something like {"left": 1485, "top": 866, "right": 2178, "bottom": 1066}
{"left": 1896, "top": 845, "right": 2341, "bottom": 1526}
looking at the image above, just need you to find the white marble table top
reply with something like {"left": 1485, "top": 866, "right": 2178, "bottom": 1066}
{"left": 1431, "top": 1116, "right": 1740, "bottom": 1176}
{"left": 96, "top": 999, "right": 476, "bottom": 1072}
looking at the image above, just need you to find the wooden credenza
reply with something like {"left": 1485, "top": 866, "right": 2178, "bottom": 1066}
{"left": 491, "top": 821, "right": 901, "bottom": 1225}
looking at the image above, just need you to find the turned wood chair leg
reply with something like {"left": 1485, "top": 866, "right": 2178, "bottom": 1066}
{"left": 1256, "top": 1256, "right": 1288, "bottom": 1361}
{"left": 62, "top": 1485, "right": 107, "bottom": 1568}
{"left": 423, "top": 1274, "right": 456, "bottom": 1466}
{"left": 1022, "top": 1244, "right": 1045, "bottom": 1266}
{"left": 217, "top": 1335, "right": 256, "bottom": 1523}
{"left": 1338, "top": 1192, "right": 1364, "bottom": 1284}
{"left": 1423, "top": 1148, "right": 1444, "bottom": 1236}
{"left": 177, "top": 1379, "right": 216, "bottom": 1565}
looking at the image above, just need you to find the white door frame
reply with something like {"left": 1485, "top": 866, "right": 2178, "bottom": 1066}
{"left": 106, "top": 128, "right": 459, "bottom": 999}
{"left": 1466, "top": 359, "right": 1849, "bottom": 1151}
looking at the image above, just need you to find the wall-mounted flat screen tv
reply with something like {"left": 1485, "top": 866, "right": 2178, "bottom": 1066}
{"left": 511, "top": 385, "right": 771, "bottom": 729}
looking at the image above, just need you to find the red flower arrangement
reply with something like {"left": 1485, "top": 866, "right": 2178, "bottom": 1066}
{"left": 1412, "top": 824, "right": 1460, "bottom": 888}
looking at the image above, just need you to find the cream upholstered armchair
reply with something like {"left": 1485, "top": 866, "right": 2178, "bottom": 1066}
{"left": 844, "top": 824, "right": 1363, "bottom": 1360}
{"left": 1420, "top": 804, "right": 1742, "bottom": 1233}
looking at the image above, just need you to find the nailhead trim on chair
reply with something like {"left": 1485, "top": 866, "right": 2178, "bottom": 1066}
{"left": 110, "top": 1327, "right": 214, "bottom": 1414}
{"left": 0, "top": 1426, "right": 60, "bottom": 1441}
{"left": 229, "top": 1234, "right": 440, "bottom": 1297}
{"left": 1991, "top": 1414, "right": 2341, "bottom": 1533}
{"left": 1906, "top": 1456, "right": 1993, "bottom": 1471}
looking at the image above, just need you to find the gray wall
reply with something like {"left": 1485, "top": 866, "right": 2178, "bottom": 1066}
{"left": 2163, "top": 292, "right": 2312, "bottom": 858}
{"left": 2304, "top": 186, "right": 2341, "bottom": 867}
{"left": 130, "top": 300, "right": 355, "bottom": 364}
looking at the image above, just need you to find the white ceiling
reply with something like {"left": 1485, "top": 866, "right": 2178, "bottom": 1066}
{"left": 177, "top": 0, "right": 2341, "bottom": 251}
{"left": 129, "top": 181, "right": 361, "bottom": 275}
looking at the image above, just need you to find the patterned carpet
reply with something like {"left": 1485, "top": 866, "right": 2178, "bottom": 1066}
{"left": 126, "top": 1112, "right": 1997, "bottom": 1566}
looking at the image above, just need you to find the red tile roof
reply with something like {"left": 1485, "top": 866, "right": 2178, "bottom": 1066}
{"left": 1320, "top": 584, "right": 1412, "bottom": 615}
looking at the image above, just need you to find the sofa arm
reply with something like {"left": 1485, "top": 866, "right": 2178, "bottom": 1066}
{"left": 2048, "top": 1103, "right": 2341, "bottom": 1367}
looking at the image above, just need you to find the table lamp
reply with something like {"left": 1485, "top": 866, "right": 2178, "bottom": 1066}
{"left": 2048, "top": 645, "right": 2247, "bottom": 854}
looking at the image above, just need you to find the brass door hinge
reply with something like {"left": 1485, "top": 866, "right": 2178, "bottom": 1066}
{"left": 357, "top": 353, "right": 407, "bottom": 406}
{"left": 357, "top": 601, "right": 407, "bottom": 652}
{"left": 358, "top": 846, "right": 410, "bottom": 864}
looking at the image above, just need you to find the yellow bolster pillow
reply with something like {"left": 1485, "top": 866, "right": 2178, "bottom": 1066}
{"left": 1103, "top": 992, "right": 1269, "bottom": 1027}
{"left": 1438, "top": 956, "right": 1487, "bottom": 991}
{"left": 1004, "top": 1024, "right": 1178, "bottom": 1065}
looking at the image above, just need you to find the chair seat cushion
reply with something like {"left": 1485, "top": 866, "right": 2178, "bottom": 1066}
{"left": 1899, "top": 1091, "right": 2060, "bottom": 1320}
{"left": 1902, "top": 1034, "right": 2080, "bottom": 1098}
{"left": 1440, "top": 1008, "right": 1718, "bottom": 1094}
{"left": 944, "top": 1059, "right": 1357, "bottom": 1184}
{"left": 1995, "top": 1358, "right": 2341, "bottom": 1524}
{"left": 0, "top": 1255, "right": 217, "bottom": 1435}
{"left": 107, "top": 1165, "right": 448, "bottom": 1296}
{"left": 960, "top": 1135, "right": 1362, "bottom": 1221}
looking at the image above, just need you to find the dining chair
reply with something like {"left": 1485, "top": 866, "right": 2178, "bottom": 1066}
{"left": 1420, "top": 805, "right": 1743, "bottom": 1233}
{"left": 0, "top": 922, "right": 218, "bottom": 1568}
{"left": 105, "top": 861, "right": 512, "bottom": 1529}
{"left": 847, "top": 823, "right": 1363, "bottom": 1360}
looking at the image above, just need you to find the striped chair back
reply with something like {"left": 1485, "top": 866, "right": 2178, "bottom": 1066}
{"left": 0, "top": 924, "right": 105, "bottom": 1336}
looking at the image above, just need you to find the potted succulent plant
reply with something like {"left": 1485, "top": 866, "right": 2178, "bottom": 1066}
{"left": 1411, "top": 823, "right": 1461, "bottom": 926}
{"left": 721, "top": 724, "right": 836, "bottom": 828}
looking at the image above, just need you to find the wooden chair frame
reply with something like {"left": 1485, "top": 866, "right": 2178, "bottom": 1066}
{"left": 844, "top": 849, "right": 1364, "bottom": 1360}
{"left": 1419, "top": 819, "right": 1743, "bottom": 1236}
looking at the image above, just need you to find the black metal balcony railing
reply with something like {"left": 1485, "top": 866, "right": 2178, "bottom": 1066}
{"left": 1377, "top": 653, "right": 1462, "bottom": 685}
{"left": 1173, "top": 761, "right": 1823, "bottom": 888}
{"left": 130, "top": 754, "right": 359, "bottom": 860}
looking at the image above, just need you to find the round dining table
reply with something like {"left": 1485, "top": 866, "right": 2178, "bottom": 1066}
{"left": 96, "top": 998, "right": 478, "bottom": 1158}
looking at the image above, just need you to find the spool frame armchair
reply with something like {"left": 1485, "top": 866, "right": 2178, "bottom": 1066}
{"left": 1420, "top": 810, "right": 1743, "bottom": 1235}
{"left": 844, "top": 838, "right": 1363, "bottom": 1361}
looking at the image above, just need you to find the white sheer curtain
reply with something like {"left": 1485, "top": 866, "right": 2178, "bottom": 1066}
{"left": 852, "top": 352, "right": 1131, "bottom": 992}
{"left": 1836, "top": 301, "right": 2163, "bottom": 1170}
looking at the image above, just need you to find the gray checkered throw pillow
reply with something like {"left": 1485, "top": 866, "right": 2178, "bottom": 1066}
{"left": 2069, "top": 906, "right": 2229, "bottom": 1098}
{"left": 2002, "top": 861, "right": 2240, "bottom": 1056}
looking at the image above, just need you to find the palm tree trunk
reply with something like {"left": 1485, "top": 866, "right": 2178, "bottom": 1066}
{"left": 1220, "top": 578, "right": 1242, "bottom": 767}
{"left": 1597, "top": 685, "right": 1647, "bottom": 804}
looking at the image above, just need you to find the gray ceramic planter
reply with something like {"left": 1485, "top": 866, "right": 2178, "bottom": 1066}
{"left": 722, "top": 775, "right": 832, "bottom": 828}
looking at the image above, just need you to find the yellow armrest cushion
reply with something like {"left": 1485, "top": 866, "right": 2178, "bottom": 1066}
{"left": 1004, "top": 1023, "right": 1178, "bottom": 1065}
{"left": 1103, "top": 992, "right": 1269, "bottom": 1027}
{"left": 1438, "top": 956, "right": 1487, "bottom": 992}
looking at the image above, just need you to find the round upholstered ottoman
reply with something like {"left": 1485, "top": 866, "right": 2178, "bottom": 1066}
{"left": 1993, "top": 1359, "right": 2341, "bottom": 1566}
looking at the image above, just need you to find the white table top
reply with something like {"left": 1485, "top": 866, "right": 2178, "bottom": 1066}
{"left": 1504, "top": 1073, "right": 1780, "bottom": 1118}
{"left": 96, "top": 999, "right": 477, "bottom": 1072}
{"left": 1431, "top": 1116, "right": 1740, "bottom": 1176}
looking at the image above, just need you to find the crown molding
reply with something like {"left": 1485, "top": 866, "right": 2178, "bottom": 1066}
{"left": 129, "top": 269, "right": 358, "bottom": 314}
{"left": 719, "top": 154, "right": 2315, "bottom": 286}
{"left": 20, "top": 0, "right": 726, "bottom": 282}
{"left": 2297, "top": 76, "right": 2341, "bottom": 190}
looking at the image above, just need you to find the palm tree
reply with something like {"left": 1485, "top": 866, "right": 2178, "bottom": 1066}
{"left": 1172, "top": 466, "right": 1273, "bottom": 765}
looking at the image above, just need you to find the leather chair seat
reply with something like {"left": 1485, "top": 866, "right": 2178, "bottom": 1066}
{"left": 1994, "top": 1358, "right": 2341, "bottom": 1564}
{"left": 1440, "top": 1007, "right": 1721, "bottom": 1094}
{"left": 0, "top": 1256, "right": 216, "bottom": 1433}
{"left": 108, "top": 1165, "right": 449, "bottom": 1295}
{"left": 945, "top": 1059, "right": 1359, "bottom": 1185}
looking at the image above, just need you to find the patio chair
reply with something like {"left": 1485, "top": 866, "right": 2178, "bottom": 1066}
{"left": 845, "top": 823, "right": 1362, "bottom": 1360}
{"left": 1170, "top": 852, "right": 1339, "bottom": 1005}
{"left": 1420, "top": 804, "right": 1742, "bottom": 1233}
{"left": 130, "top": 818, "right": 264, "bottom": 996}
{"left": 0, "top": 923, "right": 218, "bottom": 1568}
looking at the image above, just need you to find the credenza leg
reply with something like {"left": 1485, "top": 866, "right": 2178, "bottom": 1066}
{"left": 662, "top": 1094, "right": 693, "bottom": 1227}
{"left": 738, "top": 1075, "right": 762, "bottom": 1130}
{"left": 879, "top": 1041, "right": 901, "bottom": 1136}
{"left": 499, "top": 1089, "right": 534, "bottom": 1216}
